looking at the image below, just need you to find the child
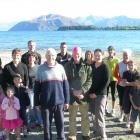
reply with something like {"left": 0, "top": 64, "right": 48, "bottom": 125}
{"left": 13, "top": 74, "right": 30, "bottom": 138}
{"left": 1, "top": 86, "right": 22, "bottom": 140}
{"left": 0, "top": 89, "right": 5, "bottom": 139}
{"left": 129, "top": 76, "right": 140, "bottom": 133}
{"left": 122, "top": 60, "right": 139, "bottom": 128}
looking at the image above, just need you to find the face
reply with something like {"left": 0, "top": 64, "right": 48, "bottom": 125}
{"left": 86, "top": 52, "right": 92, "bottom": 61}
{"left": 28, "top": 42, "right": 36, "bottom": 52}
{"left": 46, "top": 53, "right": 56, "bottom": 66}
{"left": 7, "top": 89, "right": 14, "bottom": 98}
{"left": 94, "top": 51, "right": 103, "bottom": 63}
{"left": 28, "top": 55, "right": 36, "bottom": 64}
{"left": 128, "top": 61, "right": 134, "bottom": 71}
{"left": 73, "top": 51, "right": 82, "bottom": 64}
{"left": 60, "top": 44, "right": 67, "bottom": 54}
{"left": 108, "top": 49, "right": 115, "bottom": 57}
{"left": 12, "top": 52, "right": 21, "bottom": 63}
{"left": 13, "top": 77, "right": 22, "bottom": 87}
{"left": 123, "top": 52, "right": 129, "bottom": 62}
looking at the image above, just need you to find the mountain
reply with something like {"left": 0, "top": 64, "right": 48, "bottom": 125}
{"left": 75, "top": 16, "right": 140, "bottom": 27}
{"left": 9, "top": 14, "right": 140, "bottom": 31}
{"left": 9, "top": 14, "right": 80, "bottom": 31}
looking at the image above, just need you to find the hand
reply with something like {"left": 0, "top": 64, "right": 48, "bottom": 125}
{"left": 77, "top": 94, "right": 84, "bottom": 99}
{"left": 89, "top": 93, "right": 97, "bottom": 99}
{"left": 35, "top": 106, "right": 41, "bottom": 111}
{"left": 64, "top": 104, "right": 69, "bottom": 110}
{"left": 73, "top": 90, "right": 83, "bottom": 97}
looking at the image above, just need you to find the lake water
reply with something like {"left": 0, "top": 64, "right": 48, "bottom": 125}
{"left": 0, "top": 30, "right": 140, "bottom": 52}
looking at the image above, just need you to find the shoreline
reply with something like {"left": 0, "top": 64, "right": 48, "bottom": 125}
{"left": 0, "top": 49, "right": 140, "bottom": 71}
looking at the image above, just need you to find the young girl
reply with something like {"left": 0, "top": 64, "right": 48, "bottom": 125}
{"left": 0, "top": 89, "right": 5, "bottom": 139}
{"left": 1, "top": 86, "right": 22, "bottom": 140}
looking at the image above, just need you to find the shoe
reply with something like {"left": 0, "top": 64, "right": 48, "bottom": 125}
{"left": 118, "top": 113, "right": 124, "bottom": 122}
{"left": 67, "top": 136, "right": 76, "bottom": 140}
{"left": 23, "top": 126, "right": 28, "bottom": 138}
{"left": 82, "top": 135, "right": 91, "bottom": 140}
{"left": 130, "top": 123, "right": 136, "bottom": 134}
{"left": 110, "top": 109, "right": 115, "bottom": 117}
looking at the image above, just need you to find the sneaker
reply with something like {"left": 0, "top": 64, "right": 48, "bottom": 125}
{"left": 118, "top": 113, "right": 124, "bottom": 122}
{"left": 110, "top": 109, "right": 115, "bottom": 117}
{"left": 67, "top": 136, "right": 76, "bottom": 140}
{"left": 23, "top": 126, "right": 28, "bottom": 138}
{"left": 82, "top": 135, "right": 91, "bottom": 140}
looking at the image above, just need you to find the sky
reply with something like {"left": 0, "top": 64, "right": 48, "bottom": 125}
{"left": 0, "top": 0, "right": 140, "bottom": 30}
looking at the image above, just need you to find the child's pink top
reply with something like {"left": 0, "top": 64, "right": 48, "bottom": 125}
{"left": 1, "top": 96, "right": 20, "bottom": 120}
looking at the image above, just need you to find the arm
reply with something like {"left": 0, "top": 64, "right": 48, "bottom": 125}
{"left": 34, "top": 67, "right": 41, "bottom": 106}
{"left": 13, "top": 98, "right": 20, "bottom": 110}
{"left": 96, "top": 64, "right": 110, "bottom": 94}
{"left": 1, "top": 98, "right": 9, "bottom": 110}
{"left": 24, "top": 64, "right": 29, "bottom": 88}
{"left": 114, "top": 64, "right": 121, "bottom": 82}
{"left": 81, "top": 66, "right": 92, "bottom": 94}
{"left": 129, "top": 94, "right": 138, "bottom": 110}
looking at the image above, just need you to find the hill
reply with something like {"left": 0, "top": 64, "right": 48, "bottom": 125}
{"left": 9, "top": 14, "right": 140, "bottom": 31}
{"left": 9, "top": 14, "right": 80, "bottom": 31}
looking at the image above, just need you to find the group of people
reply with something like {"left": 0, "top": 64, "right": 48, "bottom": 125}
{"left": 0, "top": 40, "right": 139, "bottom": 140}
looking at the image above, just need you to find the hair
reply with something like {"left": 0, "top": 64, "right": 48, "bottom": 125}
{"left": 94, "top": 48, "right": 104, "bottom": 55}
{"left": 123, "top": 48, "right": 132, "bottom": 57}
{"left": 28, "top": 40, "right": 36, "bottom": 46}
{"left": 12, "top": 48, "right": 22, "bottom": 56}
{"left": 85, "top": 50, "right": 92, "bottom": 59}
{"left": 107, "top": 45, "right": 115, "bottom": 51}
{"left": 60, "top": 42, "right": 66, "bottom": 47}
{"left": 72, "top": 46, "right": 82, "bottom": 55}
{"left": 6, "top": 86, "right": 15, "bottom": 95}
{"left": 46, "top": 48, "right": 57, "bottom": 57}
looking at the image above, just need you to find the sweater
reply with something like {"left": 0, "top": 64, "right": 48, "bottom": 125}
{"left": 89, "top": 62, "right": 110, "bottom": 95}
{"left": 34, "top": 62, "right": 70, "bottom": 108}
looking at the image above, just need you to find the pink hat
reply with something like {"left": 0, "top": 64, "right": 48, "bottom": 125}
{"left": 72, "top": 46, "right": 82, "bottom": 55}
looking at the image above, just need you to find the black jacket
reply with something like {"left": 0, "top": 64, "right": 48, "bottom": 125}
{"left": 14, "top": 86, "right": 30, "bottom": 109}
{"left": 21, "top": 51, "right": 41, "bottom": 65}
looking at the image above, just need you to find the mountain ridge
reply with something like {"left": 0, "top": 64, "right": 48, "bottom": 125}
{"left": 9, "top": 14, "right": 140, "bottom": 31}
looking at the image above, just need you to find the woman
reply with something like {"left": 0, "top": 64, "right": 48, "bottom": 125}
{"left": 89, "top": 48, "right": 110, "bottom": 140}
{"left": 114, "top": 49, "right": 132, "bottom": 122}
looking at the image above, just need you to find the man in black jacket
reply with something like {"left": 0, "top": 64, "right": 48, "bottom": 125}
{"left": 21, "top": 40, "right": 41, "bottom": 65}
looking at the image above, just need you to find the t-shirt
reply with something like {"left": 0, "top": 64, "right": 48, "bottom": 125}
{"left": 130, "top": 87, "right": 140, "bottom": 106}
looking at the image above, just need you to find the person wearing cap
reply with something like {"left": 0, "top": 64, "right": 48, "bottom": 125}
{"left": 21, "top": 40, "right": 41, "bottom": 65}
{"left": 64, "top": 46, "right": 92, "bottom": 140}
{"left": 103, "top": 46, "right": 120, "bottom": 117}
{"left": 3, "top": 48, "right": 29, "bottom": 91}
{"left": 34, "top": 48, "right": 70, "bottom": 140}
{"left": 56, "top": 42, "right": 71, "bottom": 66}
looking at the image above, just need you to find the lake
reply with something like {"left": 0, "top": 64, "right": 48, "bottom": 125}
{"left": 0, "top": 30, "right": 140, "bottom": 52}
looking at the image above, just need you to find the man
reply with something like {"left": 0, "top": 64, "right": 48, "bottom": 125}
{"left": 21, "top": 40, "right": 41, "bottom": 65}
{"left": 56, "top": 42, "right": 71, "bottom": 66}
{"left": 34, "top": 48, "right": 70, "bottom": 140}
{"left": 3, "top": 48, "right": 29, "bottom": 91}
{"left": 64, "top": 46, "right": 92, "bottom": 140}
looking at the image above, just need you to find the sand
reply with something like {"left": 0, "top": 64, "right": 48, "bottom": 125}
{"left": 1, "top": 49, "right": 140, "bottom": 71}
